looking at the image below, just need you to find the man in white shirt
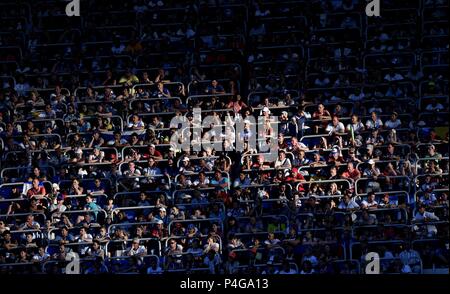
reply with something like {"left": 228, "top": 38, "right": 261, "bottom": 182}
{"left": 127, "top": 238, "right": 147, "bottom": 256}
{"left": 413, "top": 205, "right": 440, "bottom": 237}
{"left": 326, "top": 116, "right": 345, "bottom": 135}
{"left": 346, "top": 114, "right": 365, "bottom": 135}
{"left": 128, "top": 114, "right": 145, "bottom": 130}
{"left": 274, "top": 150, "right": 292, "bottom": 170}
{"left": 360, "top": 192, "right": 378, "bottom": 209}
{"left": 365, "top": 111, "right": 383, "bottom": 130}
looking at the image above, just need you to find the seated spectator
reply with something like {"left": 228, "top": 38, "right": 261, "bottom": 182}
{"left": 26, "top": 178, "right": 47, "bottom": 199}
{"left": 128, "top": 115, "right": 145, "bottom": 130}
{"left": 338, "top": 194, "right": 360, "bottom": 210}
{"left": 127, "top": 238, "right": 147, "bottom": 256}
{"left": 365, "top": 111, "right": 384, "bottom": 130}
{"left": 413, "top": 205, "right": 440, "bottom": 237}
{"left": 360, "top": 192, "right": 378, "bottom": 209}
{"left": 326, "top": 116, "right": 345, "bottom": 135}
{"left": 384, "top": 112, "right": 402, "bottom": 130}
{"left": 274, "top": 150, "right": 292, "bottom": 170}
{"left": 342, "top": 162, "right": 361, "bottom": 180}
{"left": 205, "top": 80, "right": 226, "bottom": 94}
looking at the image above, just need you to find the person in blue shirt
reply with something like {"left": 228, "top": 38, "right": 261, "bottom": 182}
{"left": 210, "top": 170, "right": 230, "bottom": 192}
{"left": 84, "top": 194, "right": 100, "bottom": 219}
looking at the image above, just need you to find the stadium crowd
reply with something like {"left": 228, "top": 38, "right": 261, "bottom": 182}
{"left": 0, "top": 0, "right": 448, "bottom": 274}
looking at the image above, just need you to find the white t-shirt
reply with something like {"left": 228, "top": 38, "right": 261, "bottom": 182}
{"left": 346, "top": 122, "right": 365, "bottom": 134}
{"left": 326, "top": 122, "right": 345, "bottom": 134}
{"left": 128, "top": 245, "right": 147, "bottom": 256}
{"left": 384, "top": 119, "right": 401, "bottom": 129}
{"left": 128, "top": 120, "right": 145, "bottom": 129}
{"left": 366, "top": 118, "right": 383, "bottom": 129}
{"left": 361, "top": 200, "right": 378, "bottom": 208}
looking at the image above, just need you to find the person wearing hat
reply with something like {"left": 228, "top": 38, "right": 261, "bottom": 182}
{"left": 178, "top": 157, "right": 194, "bottom": 173}
{"left": 412, "top": 205, "right": 440, "bottom": 238}
{"left": 146, "top": 144, "right": 163, "bottom": 160}
{"left": 328, "top": 146, "right": 345, "bottom": 165}
{"left": 261, "top": 106, "right": 271, "bottom": 117}
{"left": 385, "top": 112, "right": 402, "bottom": 130}
{"left": 378, "top": 193, "right": 397, "bottom": 208}
{"left": 363, "top": 159, "right": 381, "bottom": 193}
{"left": 154, "top": 207, "right": 169, "bottom": 225}
{"left": 49, "top": 193, "right": 67, "bottom": 217}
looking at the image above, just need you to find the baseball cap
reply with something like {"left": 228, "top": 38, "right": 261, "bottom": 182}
{"left": 368, "top": 159, "right": 375, "bottom": 165}
{"left": 262, "top": 106, "right": 270, "bottom": 113}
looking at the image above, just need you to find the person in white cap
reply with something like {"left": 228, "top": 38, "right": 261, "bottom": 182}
{"left": 363, "top": 159, "right": 381, "bottom": 192}
{"left": 261, "top": 106, "right": 271, "bottom": 116}
{"left": 179, "top": 156, "right": 194, "bottom": 173}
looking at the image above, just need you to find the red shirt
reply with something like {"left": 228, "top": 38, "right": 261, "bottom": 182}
{"left": 342, "top": 169, "right": 360, "bottom": 180}
{"left": 27, "top": 186, "right": 46, "bottom": 198}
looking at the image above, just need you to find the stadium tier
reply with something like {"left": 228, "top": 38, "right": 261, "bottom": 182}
{"left": 0, "top": 0, "right": 448, "bottom": 275}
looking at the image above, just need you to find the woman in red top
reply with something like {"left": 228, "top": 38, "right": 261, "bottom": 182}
{"left": 227, "top": 95, "right": 247, "bottom": 115}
